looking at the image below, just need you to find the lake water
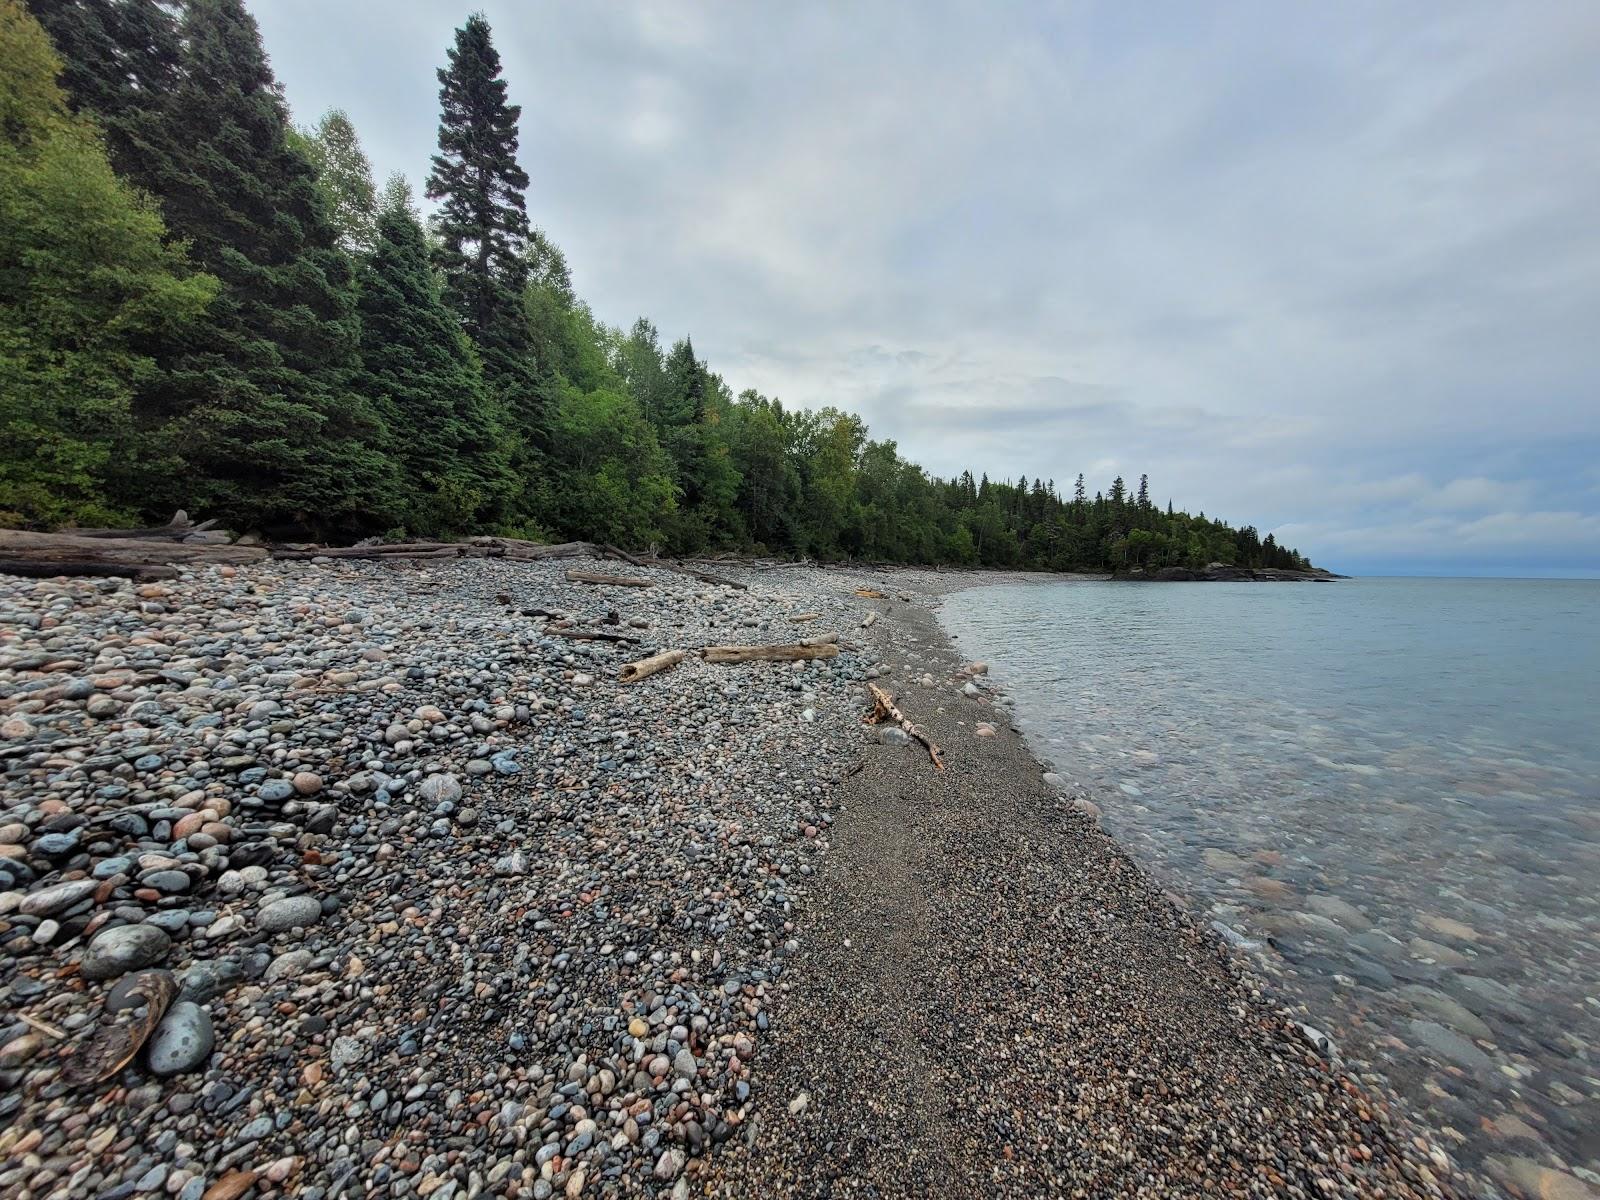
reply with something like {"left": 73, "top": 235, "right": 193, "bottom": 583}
{"left": 939, "top": 577, "right": 1600, "bottom": 1189}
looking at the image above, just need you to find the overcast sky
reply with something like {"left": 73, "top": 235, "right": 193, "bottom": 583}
{"left": 252, "top": 1, "right": 1600, "bottom": 576}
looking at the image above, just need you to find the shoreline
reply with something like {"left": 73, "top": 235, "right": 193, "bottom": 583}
{"left": 709, "top": 568, "right": 1455, "bottom": 1197}
{"left": 1, "top": 557, "right": 1454, "bottom": 1198}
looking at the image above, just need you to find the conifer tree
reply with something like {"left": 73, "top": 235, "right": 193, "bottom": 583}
{"left": 0, "top": 0, "right": 213, "bottom": 526}
{"left": 355, "top": 185, "right": 513, "bottom": 534}
{"left": 126, "top": 0, "right": 396, "bottom": 532}
{"left": 426, "top": 16, "right": 540, "bottom": 432}
{"left": 25, "top": 0, "right": 181, "bottom": 187}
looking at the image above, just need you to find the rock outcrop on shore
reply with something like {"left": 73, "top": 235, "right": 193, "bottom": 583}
{"left": 1, "top": 557, "right": 1461, "bottom": 1198}
{"left": 1117, "top": 563, "right": 1345, "bottom": 582}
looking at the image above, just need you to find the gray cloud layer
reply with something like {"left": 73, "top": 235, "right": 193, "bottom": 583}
{"left": 253, "top": 1, "right": 1600, "bottom": 574}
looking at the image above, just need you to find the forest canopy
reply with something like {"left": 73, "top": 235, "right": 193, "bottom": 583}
{"left": 3, "top": 0, "right": 1312, "bottom": 573}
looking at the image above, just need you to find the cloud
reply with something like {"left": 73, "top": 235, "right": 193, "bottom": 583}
{"left": 249, "top": 0, "right": 1600, "bottom": 574}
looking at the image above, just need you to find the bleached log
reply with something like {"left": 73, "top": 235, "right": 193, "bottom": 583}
{"left": 864, "top": 682, "right": 944, "bottom": 769}
{"left": 787, "top": 612, "right": 821, "bottom": 623}
{"left": 565, "top": 569, "right": 653, "bottom": 587}
{"left": 861, "top": 610, "right": 879, "bottom": 629}
{"left": 0, "top": 529, "right": 266, "bottom": 572}
{"left": 619, "top": 648, "right": 687, "bottom": 684}
{"left": 540, "top": 625, "right": 641, "bottom": 644}
{"left": 702, "top": 641, "right": 839, "bottom": 663}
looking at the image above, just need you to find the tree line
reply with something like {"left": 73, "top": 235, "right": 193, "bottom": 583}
{"left": 0, "top": 0, "right": 1312, "bottom": 573}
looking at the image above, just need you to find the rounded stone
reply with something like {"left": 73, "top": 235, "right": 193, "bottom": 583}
{"left": 257, "top": 894, "right": 324, "bottom": 933}
{"left": 417, "top": 773, "right": 462, "bottom": 805}
{"left": 147, "top": 1001, "right": 214, "bottom": 1075}
{"left": 81, "top": 924, "right": 171, "bottom": 980}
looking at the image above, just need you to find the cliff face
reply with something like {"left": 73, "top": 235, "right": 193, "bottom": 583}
{"left": 1117, "top": 563, "right": 1344, "bottom": 582}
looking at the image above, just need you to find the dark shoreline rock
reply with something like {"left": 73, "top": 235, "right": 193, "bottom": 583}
{"left": 1116, "top": 563, "right": 1346, "bottom": 582}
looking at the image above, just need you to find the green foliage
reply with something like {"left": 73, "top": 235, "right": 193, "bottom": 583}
{"left": 8, "top": 3, "right": 1313, "bottom": 570}
{"left": 294, "top": 108, "right": 378, "bottom": 254}
{"left": 354, "top": 198, "right": 513, "bottom": 535}
{"left": 543, "top": 385, "right": 676, "bottom": 546}
{"left": 130, "top": 0, "right": 397, "bottom": 535}
{"left": 0, "top": 0, "right": 213, "bottom": 527}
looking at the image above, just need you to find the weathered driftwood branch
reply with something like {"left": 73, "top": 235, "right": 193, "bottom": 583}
{"left": 702, "top": 639, "right": 839, "bottom": 663}
{"left": 619, "top": 649, "right": 687, "bottom": 684}
{"left": 854, "top": 587, "right": 888, "bottom": 599}
{"left": 70, "top": 512, "right": 220, "bottom": 542}
{"left": 540, "top": 625, "right": 641, "bottom": 644}
{"left": 864, "top": 682, "right": 945, "bottom": 769}
{"left": 861, "top": 610, "right": 879, "bottom": 629}
{"left": 601, "top": 543, "right": 649, "bottom": 567}
{"left": 565, "top": 569, "right": 652, "bottom": 588}
{"left": 787, "top": 612, "right": 821, "bottom": 623}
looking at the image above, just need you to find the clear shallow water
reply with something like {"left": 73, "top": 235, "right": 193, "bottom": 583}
{"left": 940, "top": 578, "right": 1600, "bottom": 1184}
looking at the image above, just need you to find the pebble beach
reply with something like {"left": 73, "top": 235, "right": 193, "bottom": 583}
{"left": 1, "top": 556, "right": 1471, "bottom": 1198}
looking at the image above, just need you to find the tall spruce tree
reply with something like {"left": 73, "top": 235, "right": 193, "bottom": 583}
{"left": 25, "top": 0, "right": 181, "bottom": 188}
{"left": 67, "top": 0, "right": 398, "bottom": 533}
{"left": 355, "top": 186, "right": 513, "bottom": 534}
{"left": 426, "top": 12, "right": 544, "bottom": 487}
{"left": 1, "top": 0, "right": 213, "bottom": 526}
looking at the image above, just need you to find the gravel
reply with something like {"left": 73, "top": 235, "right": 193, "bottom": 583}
{"left": 0, "top": 557, "right": 1478, "bottom": 1198}
{"left": 0, "top": 554, "right": 864, "bottom": 1198}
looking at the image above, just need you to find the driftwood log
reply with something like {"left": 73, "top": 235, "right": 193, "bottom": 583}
{"left": 702, "top": 635, "right": 839, "bottom": 663}
{"left": 69, "top": 512, "right": 223, "bottom": 542}
{"left": 0, "top": 529, "right": 266, "bottom": 579}
{"left": 864, "top": 682, "right": 945, "bottom": 769}
{"left": 861, "top": 610, "right": 879, "bottom": 629}
{"left": 619, "top": 649, "right": 687, "bottom": 684}
{"left": 540, "top": 625, "right": 640, "bottom": 644}
{"left": 787, "top": 612, "right": 821, "bottom": 623}
{"left": 565, "top": 569, "right": 652, "bottom": 588}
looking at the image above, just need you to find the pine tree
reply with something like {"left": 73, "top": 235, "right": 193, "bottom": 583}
{"left": 355, "top": 190, "right": 512, "bottom": 534}
{"left": 294, "top": 108, "right": 377, "bottom": 254}
{"left": 1137, "top": 473, "right": 1149, "bottom": 508}
{"left": 1, "top": 0, "right": 214, "bottom": 527}
{"left": 114, "top": 0, "right": 396, "bottom": 533}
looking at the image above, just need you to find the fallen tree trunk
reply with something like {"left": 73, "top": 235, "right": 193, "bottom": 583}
{"left": 601, "top": 543, "right": 649, "bottom": 568}
{"left": 864, "top": 682, "right": 945, "bottom": 769}
{"left": 787, "top": 612, "right": 821, "bottom": 623}
{"left": 861, "top": 610, "right": 879, "bottom": 628}
{"left": 473, "top": 537, "right": 597, "bottom": 561}
{"left": 0, "top": 529, "right": 266, "bottom": 574}
{"left": 565, "top": 569, "right": 652, "bottom": 587}
{"left": 540, "top": 625, "right": 641, "bottom": 644}
{"left": 0, "top": 560, "right": 182, "bottom": 581}
{"left": 272, "top": 544, "right": 480, "bottom": 561}
{"left": 702, "top": 640, "right": 839, "bottom": 663}
{"left": 619, "top": 648, "right": 687, "bottom": 684}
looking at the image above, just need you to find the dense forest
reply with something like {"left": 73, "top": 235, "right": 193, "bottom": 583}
{"left": 0, "top": 0, "right": 1312, "bottom": 573}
